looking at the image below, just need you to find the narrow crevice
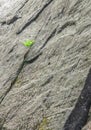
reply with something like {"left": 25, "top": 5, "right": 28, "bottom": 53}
{"left": 7, "top": 15, "right": 21, "bottom": 25}
{"left": 36, "top": 21, "right": 75, "bottom": 51}
{"left": 16, "top": 0, "right": 53, "bottom": 34}
{"left": 0, "top": 61, "right": 24, "bottom": 104}
{"left": 40, "top": 28, "right": 57, "bottom": 50}
{"left": 17, "top": 0, "right": 29, "bottom": 12}
{"left": 8, "top": 45, "right": 17, "bottom": 54}
{"left": 25, "top": 51, "right": 42, "bottom": 63}
{"left": 0, "top": 109, "right": 15, "bottom": 130}
{"left": 0, "top": 50, "right": 42, "bottom": 104}
{"left": 35, "top": 16, "right": 51, "bottom": 40}
{"left": 1, "top": 21, "right": 6, "bottom": 25}
{"left": 57, "top": 21, "right": 76, "bottom": 34}
{"left": 68, "top": 0, "right": 83, "bottom": 15}
{"left": 1, "top": 0, "right": 29, "bottom": 26}
{"left": 63, "top": 68, "right": 91, "bottom": 130}
{"left": 53, "top": 7, "right": 65, "bottom": 20}
{"left": 1, "top": 15, "right": 21, "bottom": 25}
{"left": 77, "top": 24, "right": 91, "bottom": 34}
{"left": 41, "top": 75, "right": 53, "bottom": 86}
{"left": 0, "top": 117, "right": 6, "bottom": 130}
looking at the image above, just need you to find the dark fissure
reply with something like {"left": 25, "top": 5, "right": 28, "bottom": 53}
{"left": 63, "top": 68, "right": 91, "bottom": 130}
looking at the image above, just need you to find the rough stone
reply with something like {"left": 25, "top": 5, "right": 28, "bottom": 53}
{"left": 0, "top": 0, "right": 91, "bottom": 130}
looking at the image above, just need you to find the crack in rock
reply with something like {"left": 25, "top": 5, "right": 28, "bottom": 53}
{"left": 40, "top": 27, "right": 57, "bottom": 50}
{"left": 17, "top": 0, "right": 29, "bottom": 12}
{"left": 1, "top": 15, "right": 21, "bottom": 25}
{"left": 68, "top": 0, "right": 83, "bottom": 15}
{"left": 41, "top": 75, "right": 53, "bottom": 86}
{"left": 16, "top": 0, "right": 53, "bottom": 34}
{"left": 57, "top": 21, "right": 76, "bottom": 34}
{"left": 0, "top": 50, "right": 42, "bottom": 104}
{"left": 63, "top": 68, "right": 91, "bottom": 130}
{"left": 25, "top": 51, "right": 42, "bottom": 63}
{"left": 8, "top": 45, "right": 17, "bottom": 54}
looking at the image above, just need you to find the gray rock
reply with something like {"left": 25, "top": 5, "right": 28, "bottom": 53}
{"left": 82, "top": 121, "right": 91, "bottom": 130}
{"left": 0, "top": 0, "right": 91, "bottom": 130}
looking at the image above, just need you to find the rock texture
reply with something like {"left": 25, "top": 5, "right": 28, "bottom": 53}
{"left": 83, "top": 121, "right": 91, "bottom": 130}
{"left": 0, "top": 0, "right": 91, "bottom": 130}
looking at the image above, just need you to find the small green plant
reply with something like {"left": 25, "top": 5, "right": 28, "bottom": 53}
{"left": 22, "top": 40, "right": 35, "bottom": 47}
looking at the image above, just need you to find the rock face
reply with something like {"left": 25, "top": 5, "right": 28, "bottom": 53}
{"left": 83, "top": 121, "right": 91, "bottom": 130}
{"left": 0, "top": 0, "right": 91, "bottom": 130}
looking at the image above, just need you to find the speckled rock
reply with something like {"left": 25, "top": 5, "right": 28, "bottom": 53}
{"left": 0, "top": 0, "right": 91, "bottom": 130}
{"left": 83, "top": 121, "right": 91, "bottom": 130}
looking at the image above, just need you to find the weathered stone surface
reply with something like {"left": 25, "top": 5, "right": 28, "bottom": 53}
{"left": 0, "top": 0, "right": 91, "bottom": 130}
{"left": 83, "top": 121, "right": 91, "bottom": 130}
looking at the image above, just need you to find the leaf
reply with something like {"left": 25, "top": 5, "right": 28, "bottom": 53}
{"left": 22, "top": 40, "right": 35, "bottom": 47}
